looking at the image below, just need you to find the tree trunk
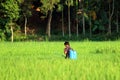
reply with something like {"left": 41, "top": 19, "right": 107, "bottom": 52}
{"left": 82, "top": 13, "right": 85, "bottom": 36}
{"left": 116, "top": 10, "right": 119, "bottom": 33}
{"left": 11, "top": 25, "right": 13, "bottom": 42}
{"left": 62, "top": 7, "right": 64, "bottom": 37}
{"left": 108, "top": 18, "right": 112, "bottom": 35}
{"left": 89, "top": 17, "right": 92, "bottom": 37}
{"left": 82, "top": 0, "right": 85, "bottom": 36}
{"left": 24, "top": 15, "right": 27, "bottom": 36}
{"left": 76, "top": 17, "right": 79, "bottom": 37}
{"left": 108, "top": 2, "right": 111, "bottom": 35}
{"left": 75, "top": 0, "right": 79, "bottom": 37}
{"left": 108, "top": 0, "right": 114, "bottom": 35}
{"left": 46, "top": 10, "right": 52, "bottom": 38}
{"left": 68, "top": 3, "right": 71, "bottom": 37}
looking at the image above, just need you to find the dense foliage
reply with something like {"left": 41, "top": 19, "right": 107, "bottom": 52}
{"left": 0, "top": 0, "right": 120, "bottom": 41}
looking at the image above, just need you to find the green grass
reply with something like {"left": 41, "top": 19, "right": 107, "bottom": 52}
{"left": 0, "top": 41, "right": 120, "bottom": 80}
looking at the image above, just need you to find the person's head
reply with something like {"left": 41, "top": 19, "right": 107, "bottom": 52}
{"left": 64, "top": 41, "right": 70, "bottom": 47}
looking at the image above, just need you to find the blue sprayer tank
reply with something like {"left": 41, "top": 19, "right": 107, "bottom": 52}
{"left": 69, "top": 49, "right": 77, "bottom": 59}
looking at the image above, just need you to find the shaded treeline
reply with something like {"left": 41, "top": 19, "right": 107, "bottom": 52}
{"left": 0, "top": 0, "right": 120, "bottom": 41}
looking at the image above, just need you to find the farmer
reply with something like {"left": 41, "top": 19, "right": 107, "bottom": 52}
{"left": 64, "top": 41, "right": 72, "bottom": 59}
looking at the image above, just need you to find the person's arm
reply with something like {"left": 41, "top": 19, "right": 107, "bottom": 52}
{"left": 64, "top": 48, "right": 67, "bottom": 54}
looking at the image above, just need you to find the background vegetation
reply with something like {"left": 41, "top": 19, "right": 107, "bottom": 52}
{"left": 0, "top": 0, "right": 120, "bottom": 41}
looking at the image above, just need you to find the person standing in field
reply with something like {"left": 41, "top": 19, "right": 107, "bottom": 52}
{"left": 64, "top": 41, "right": 72, "bottom": 59}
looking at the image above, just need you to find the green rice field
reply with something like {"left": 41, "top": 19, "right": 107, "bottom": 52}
{"left": 0, "top": 41, "right": 120, "bottom": 80}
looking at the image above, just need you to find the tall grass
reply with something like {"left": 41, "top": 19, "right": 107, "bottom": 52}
{"left": 0, "top": 41, "right": 120, "bottom": 80}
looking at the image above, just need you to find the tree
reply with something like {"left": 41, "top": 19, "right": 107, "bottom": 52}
{"left": 0, "top": 1, "right": 7, "bottom": 41}
{"left": 40, "top": 0, "right": 60, "bottom": 38}
{"left": 108, "top": 0, "right": 115, "bottom": 35}
{"left": 86, "top": 0, "right": 96, "bottom": 37}
{"left": 116, "top": 10, "right": 119, "bottom": 33}
{"left": 59, "top": 0, "right": 65, "bottom": 37}
{"left": 61, "top": 4, "right": 65, "bottom": 37}
{"left": 114, "top": 0, "right": 119, "bottom": 33}
{"left": 81, "top": 0, "right": 86, "bottom": 36}
{"left": 86, "top": 0, "right": 105, "bottom": 36}
{"left": 1, "top": 0, "right": 20, "bottom": 42}
{"left": 65, "top": 0, "right": 74, "bottom": 37}
{"left": 74, "top": 0, "right": 79, "bottom": 37}
{"left": 20, "top": 0, "right": 32, "bottom": 36}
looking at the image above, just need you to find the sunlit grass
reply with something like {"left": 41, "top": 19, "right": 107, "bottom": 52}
{"left": 0, "top": 41, "right": 120, "bottom": 80}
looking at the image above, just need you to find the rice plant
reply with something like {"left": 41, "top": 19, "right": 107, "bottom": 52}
{"left": 0, "top": 41, "right": 120, "bottom": 80}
